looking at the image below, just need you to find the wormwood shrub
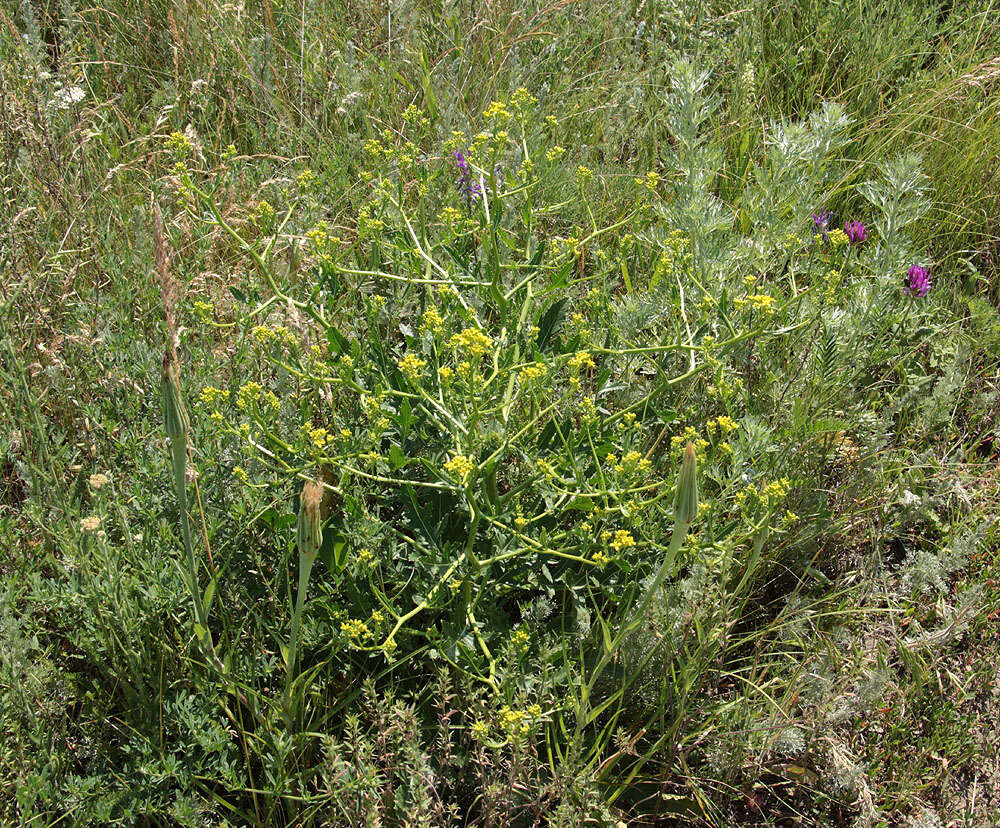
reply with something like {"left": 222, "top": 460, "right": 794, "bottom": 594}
{"left": 134, "top": 58, "right": 954, "bottom": 821}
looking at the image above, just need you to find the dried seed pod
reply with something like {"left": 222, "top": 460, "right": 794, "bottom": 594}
{"left": 674, "top": 443, "right": 699, "bottom": 526}
{"left": 297, "top": 479, "right": 324, "bottom": 561}
{"left": 162, "top": 352, "right": 189, "bottom": 442}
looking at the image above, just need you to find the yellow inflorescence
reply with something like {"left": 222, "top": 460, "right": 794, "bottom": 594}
{"left": 449, "top": 327, "right": 493, "bottom": 358}
{"left": 444, "top": 454, "right": 475, "bottom": 481}
{"left": 567, "top": 351, "right": 596, "bottom": 372}
{"left": 398, "top": 352, "right": 428, "bottom": 383}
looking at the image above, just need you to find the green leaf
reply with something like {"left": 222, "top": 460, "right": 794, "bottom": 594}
{"left": 537, "top": 298, "right": 567, "bottom": 352}
{"left": 319, "top": 528, "right": 349, "bottom": 574}
{"left": 202, "top": 578, "right": 217, "bottom": 615}
{"left": 326, "top": 325, "right": 350, "bottom": 356}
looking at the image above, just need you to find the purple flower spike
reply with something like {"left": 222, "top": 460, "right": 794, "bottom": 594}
{"left": 845, "top": 220, "right": 867, "bottom": 244}
{"left": 453, "top": 149, "right": 483, "bottom": 205}
{"left": 904, "top": 265, "right": 932, "bottom": 298}
{"left": 813, "top": 208, "right": 831, "bottom": 242}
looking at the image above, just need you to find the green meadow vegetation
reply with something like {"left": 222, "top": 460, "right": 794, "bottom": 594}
{"left": 2, "top": 0, "right": 1000, "bottom": 824}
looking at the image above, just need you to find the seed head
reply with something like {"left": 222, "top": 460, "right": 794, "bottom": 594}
{"left": 674, "top": 443, "right": 699, "bottom": 526}
{"left": 297, "top": 479, "right": 324, "bottom": 561}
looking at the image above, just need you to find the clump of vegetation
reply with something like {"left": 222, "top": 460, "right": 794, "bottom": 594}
{"left": 2, "top": 0, "right": 999, "bottom": 824}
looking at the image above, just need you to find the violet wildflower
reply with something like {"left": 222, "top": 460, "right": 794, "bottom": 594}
{"left": 453, "top": 150, "right": 483, "bottom": 205}
{"left": 903, "top": 265, "right": 931, "bottom": 298}
{"left": 813, "top": 208, "right": 831, "bottom": 242}
{"left": 844, "top": 220, "right": 867, "bottom": 245}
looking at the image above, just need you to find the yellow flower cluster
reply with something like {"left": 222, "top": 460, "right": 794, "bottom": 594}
{"left": 651, "top": 230, "right": 691, "bottom": 288}
{"left": 567, "top": 351, "right": 596, "bottom": 372}
{"left": 552, "top": 236, "right": 582, "bottom": 256}
{"left": 307, "top": 426, "right": 333, "bottom": 449}
{"left": 605, "top": 450, "right": 652, "bottom": 476}
{"left": 545, "top": 145, "right": 566, "bottom": 162}
{"left": 762, "top": 478, "right": 792, "bottom": 500}
{"left": 438, "top": 206, "right": 463, "bottom": 227}
{"left": 165, "top": 131, "right": 192, "bottom": 157}
{"left": 89, "top": 473, "right": 108, "bottom": 490}
{"left": 444, "top": 454, "right": 475, "bottom": 481}
{"left": 420, "top": 306, "right": 445, "bottom": 335}
{"left": 634, "top": 170, "right": 660, "bottom": 192}
{"left": 305, "top": 221, "right": 332, "bottom": 250}
{"left": 449, "top": 327, "right": 493, "bottom": 358}
{"left": 518, "top": 363, "right": 545, "bottom": 383}
{"left": 708, "top": 415, "right": 739, "bottom": 436}
{"left": 707, "top": 373, "right": 743, "bottom": 400}
{"left": 511, "top": 629, "right": 530, "bottom": 649}
{"left": 734, "top": 294, "right": 776, "bottom": 313}
{"left": 192, "top": 299, "right": 214, "bottom": 322}
{"left": 340, "top": 619, "right": 372, "bottom": 641}
{"left": 235, "top": 382, "right": 262, "bottom": 410}
{"left": 200, "top": 386, "right": 230, "bottom": 406}
{"left": 498, "top": 705, "right": 531, "bottom": 738}
{"left": 80, "top": 516, "right": 101, "bottom": 532}
{"left": 835, "top": 433, "right": 860, "bottom": 463}
{"left": 671, "top": 426, "right": 709, "bottom": 456}
{"left": 483, "top": 100, "right": 513, "bottom": 120}
{"left": 397, "top": 352, "right": 427, "bottom": 383}
{"left": 827, "top": 228, "right": 849, "bottom": 248}
{"left": 510, "top": 87, "right": 538, "bottom": 111}
{"left": 610, "top": 529, "right": 636, "bottom": 552}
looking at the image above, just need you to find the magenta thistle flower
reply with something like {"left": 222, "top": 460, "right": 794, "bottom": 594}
{"left": 844, "top": 220, "right": 867, "bottom": 244}
{"left": 904, "top": 265, "right": 931, "bottom": 298}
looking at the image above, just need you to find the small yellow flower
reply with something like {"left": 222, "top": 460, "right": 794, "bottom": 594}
{"left": 610, "top": 529, "right": 635, "bottom": 552}
{"left": 235, "top": 382, "right": 262, "bottom": 410}
{"left": 398, "top": 352, "right": 428, "bottom": 383}
{"left": 510, "top": 87, "right": 538, "bottom": 110}
{"left": 199, "top": 386, "right": 230, "bottom": 406}
{"left": 420, "top": 306, "right": 445, "bottom": 335}
{"left": 192, "top": 299, "right": 214, "bottom": 323}
{"left": 449, "top": 327, "right": 493, "bottom": 358}
{"left": 518, "top": 363, "right": 545, "bottom": 383}
{"left": 308, "top": 427, "right": 333, "bottom": 449}
{"left": 567, "top": 351, "right": 596, "bottom": 372}
{"left": 762, "top": 478, "right": 791, "bottom": 500}
{"left": 827, "top": 228, "right": 849, "bottom": 248}
{"left": 341, "top": 619, "right": 372, "bottom": 641}
{"left": 482, "top": 100, "right": 512, "bottom": 120}
{"left": 444, "top": 454, "right": 475, "bottom": 481}
{"left": 709, "top": 415, "right": 739, "bottom": 435}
